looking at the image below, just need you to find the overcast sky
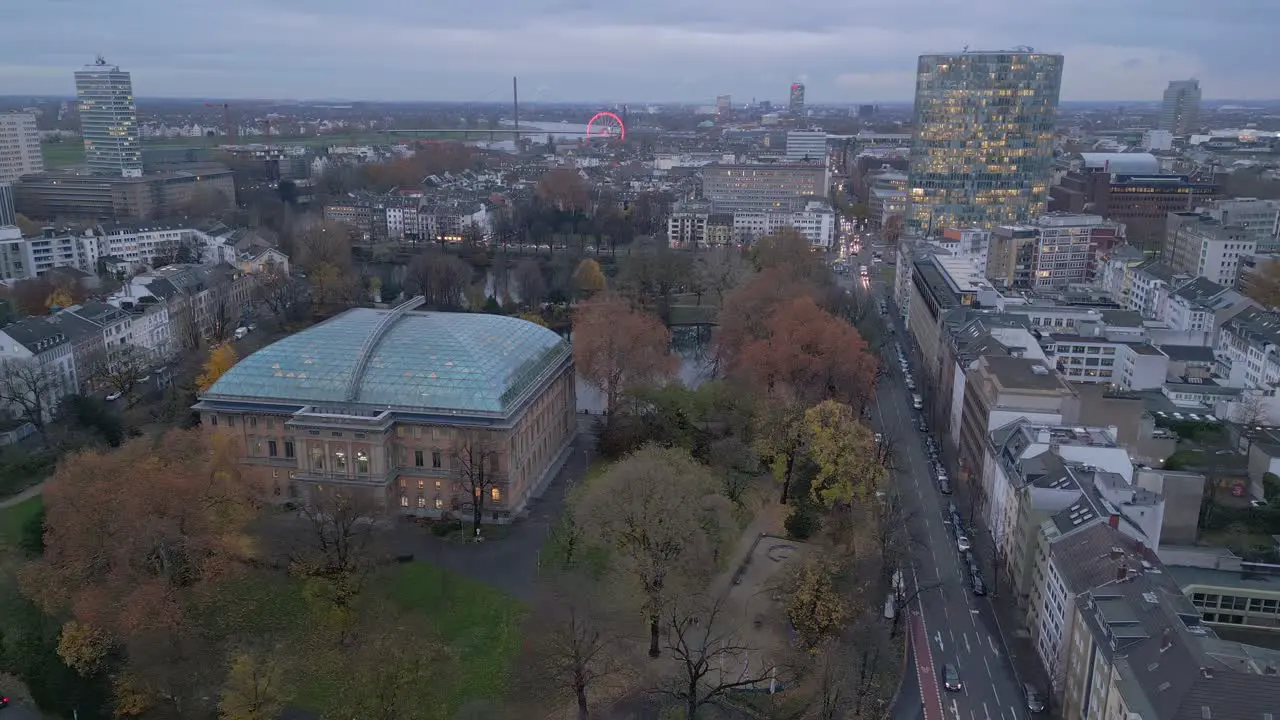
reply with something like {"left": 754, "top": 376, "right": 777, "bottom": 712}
{"left": 2, "top": 0, "right": 1277, "bottom": 104}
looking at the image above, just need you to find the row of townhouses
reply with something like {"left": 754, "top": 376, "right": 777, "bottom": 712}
{"left": 665, "top": 198, "right": 838, "bottom": 249}
{"left": 323, "top": 190, "right": 493, "bottom": 243}
{"left": 0, "top": 260, "right": 266, "bottom": 425}
{"left": 0, "top": 220, "right": 289, "bottom": 282}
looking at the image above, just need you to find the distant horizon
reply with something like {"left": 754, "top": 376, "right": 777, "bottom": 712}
{"left": 4, "top": 94, "right": 1279, "bottom": 108}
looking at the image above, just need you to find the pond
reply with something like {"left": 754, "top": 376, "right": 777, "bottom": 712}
{"left": 573, "top": 325, "right": 715, "bottom": 413}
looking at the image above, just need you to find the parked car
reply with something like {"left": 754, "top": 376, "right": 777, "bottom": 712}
{"left": 943, "top": 664, "right": 963, "bottom": 691}
{"left": 1, "top": 694, "right": 8, "bottom": 709}
{"left": 938, "top": 478, "right": 953, "bottom": 495}
{"left": 957, "top": 533, "right": 971, "bottom": 552}
{"left": 105, "top": 391, "right": 122, "bottom": 402}
{"left": 1025, "top": 684, "right": 1046, "bottom": 713}
{"left": 971, "top": 574, "right": 987, "bottom": 596}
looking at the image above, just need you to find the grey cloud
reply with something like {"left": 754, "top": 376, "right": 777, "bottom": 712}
{"left": 1, "top": 0, "right": 1276, "bottom": 102}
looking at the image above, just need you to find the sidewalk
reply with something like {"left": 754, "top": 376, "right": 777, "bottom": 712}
{"left": 0, "top": 482, "right": 44, "bottom": 510}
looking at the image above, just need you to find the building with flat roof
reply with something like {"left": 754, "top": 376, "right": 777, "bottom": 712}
{"left": 75, "top": 57, "right": 142, "bottom": 177}
{"left": 0, "top": 112, "right": 44, "bottom": 184}
{"left": 13, "top": 165, "right": 235, "bottom": 221}
{"left": 785, "top": 131, "right": 827, "bottom": 163}
{"left": 907, "top": 50, "right": 1063, "bottom": 232}
{"left": 195, "top": 302, "right": 577, "bottom": 520}
{"left": 700, "top": 163, "right": 828, "bottom": 213}
{"left": 1161, "top": 79, "right": 1202, "bottom": 136}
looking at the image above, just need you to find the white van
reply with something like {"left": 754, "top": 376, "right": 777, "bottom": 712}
{"left": 911, "top": 394, "right": 923, "bottom": 410}
{"left": 234, "top": 326, "right": 249, "bottom": 340}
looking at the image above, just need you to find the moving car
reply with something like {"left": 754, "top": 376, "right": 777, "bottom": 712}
{"left": 943, "top": 664, "right": 963, "bottom": 692}
{"left": 859, "top": 265, "right": 869, "bottom": 277}
{"left": 1, "top": 694, "right": 8, "bottom": 709}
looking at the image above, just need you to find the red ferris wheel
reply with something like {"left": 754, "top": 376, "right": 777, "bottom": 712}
{"left": 586, "top": 111, "right": 626, "bottom": 141}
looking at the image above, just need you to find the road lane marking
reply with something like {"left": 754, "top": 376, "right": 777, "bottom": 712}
{"left": 983, "top": 702, "right": 991, "bottom": 720}
{"left": 935, "top": 631, "right": 945, "bottom": 652}
{"left": 964, "top": 633, "right": 971, "bottom": 654}
{"left": 988, "top": 636, "right": 1001, "bottom": 656}
{"left": 984, "top": 656, "right": 993, "bottom": 677}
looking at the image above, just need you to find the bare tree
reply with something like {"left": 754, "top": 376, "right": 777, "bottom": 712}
{"left": 1234, "top": 392, "right": 1269, "bottom": 454}
{"left": 405, "top": 250, "right": 471, "bottom": 310}
{"left": 512, "top": 258, "right": 547, "bottom": 309}
{"left": 92, "top": 345, "right": 152, "bottom": 405}
{"left": 697, "top": 246, "right": 749, "bottom": 306}
{"left": 454, "top": 431, "right": 501, "bottom": 539}
{"left": 0, "top": 359, "right": 64, "bottom": 435}
{"left": 289, "top": 488, "right": 387, "bottom": 595}
{"left": 207, "top": 288, "right": 240, "bottom": 343}
{"left": 255, "top": 270, "right": 311, "bottom": 325}
{"left": 658, "top": 594, "right": 776, "bottom": 720}
{"left": 515, "top": 578, "right": 626, "bottom": 720}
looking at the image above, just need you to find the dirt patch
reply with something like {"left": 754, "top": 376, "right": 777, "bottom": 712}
{"left": 719, "top": 535, "right": 813, "bottom": 677}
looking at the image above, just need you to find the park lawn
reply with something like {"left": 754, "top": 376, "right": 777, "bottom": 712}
{"left": 386, "top": 562, "right": 525, "bottom": 710}
{"left": 0, "top": 495, "right": 43, "bottom": 549}
{"left": 222, "top": 562, "right": 523, "bottom": 716}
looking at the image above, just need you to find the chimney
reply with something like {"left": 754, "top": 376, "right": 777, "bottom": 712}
{"left": 1109, "top": 547, "right": 1123, "bottom": 560}
{"left": 1116, "top": 563, "right": 1128, "bottom": 581}
{"left": 1037, "top": 428, "right": 1052, "bottom": 444}
{"left": 1109, "top": 513, "right": 1120, "bottom": 529}
{"left": 1160, "top": 628, "right": 1173, "bottom": 653}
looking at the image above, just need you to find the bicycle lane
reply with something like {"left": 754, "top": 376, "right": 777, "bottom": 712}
{"left": 910, "top": 610, "right": 944, "bottom": 720}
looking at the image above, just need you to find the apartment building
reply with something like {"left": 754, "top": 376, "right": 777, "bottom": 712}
{"left": 733, "top": 200, "right": 837, "bottom": 248}
{"left": 0, "top": 226, "right": 101, "bottom": 280}
{"left": 0, "top": 113, "right": 44, "bottom": 184}
{"left": 0, "top": 317, "right": 79, "bottom": 424}
{"left": 1165, "top": 213, "right": 1255, "bottom": 286}
{"left": 665, "top": 201, "right": 733, "bottom": 247}
{"left": 1061, "top": 568, "right": 1279, "bottom": 720}
{"left": 1204, "top": 197, "right": 1280, "bottom": 254}
{"left": 983, "top": 422, "right": 1151, "bottom": 609}
{"left": 957, "top": 356, "right": 1077, "bottom": 501}
{"left": 1038, "top": 332, "right": 1169, "bottom": 389}
{"left": 1027, "top": 524, "right": 1152, "bottom": 694}
{"left": 986, "top": 225, "right": 1038, "bottom": 288}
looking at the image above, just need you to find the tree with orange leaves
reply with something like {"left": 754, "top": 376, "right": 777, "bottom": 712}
{"left": 714, "top": 267, "right": 818, "bottom": 373}
{"left": 22, "top": 429, "right": 264, "bottom": 715}
{"left": 572, "top": 293, "right": 676, "bottom": 415}
{"left": 737, "top": 296, "right": 878, "bottom": 411}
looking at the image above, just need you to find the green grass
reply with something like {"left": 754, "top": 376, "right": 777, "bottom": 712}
{"left": 385, "top": 563, "right": 525, "bottom": 709}
{"left": 40, "top": 142, "right": 84, "bottom": 169}
{"left": 0, "top": 495, "right": 42, "bottom": 549}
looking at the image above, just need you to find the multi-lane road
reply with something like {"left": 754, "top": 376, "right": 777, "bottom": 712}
{"left": 840, "top": 244, "right": 1030, "bottom": 720}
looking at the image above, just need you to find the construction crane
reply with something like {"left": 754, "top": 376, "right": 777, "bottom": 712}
{"left": 204, "top": 102, "right": 234, "bottom": 143}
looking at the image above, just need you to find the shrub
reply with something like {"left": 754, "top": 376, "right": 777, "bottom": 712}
{"left": 785, "top": 503, "right": 820, "bottom": 540}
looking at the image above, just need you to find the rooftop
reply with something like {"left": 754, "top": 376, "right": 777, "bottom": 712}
{"left": 201, "top": 308, "right": 570, "bottom": 415}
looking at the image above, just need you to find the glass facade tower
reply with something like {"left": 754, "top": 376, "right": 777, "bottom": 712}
{"left": 1159, "top": 79, "right": 1201, "bottom": 136}
{"left": 906, "top": 51, "right": 1063, "bottom": 232}
{"left": 74, "top": 57, "right": 142, "bottom": 178}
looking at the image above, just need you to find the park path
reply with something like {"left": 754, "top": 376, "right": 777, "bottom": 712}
{"left": 0, "top": 482, "right": 44, "bottom": 510}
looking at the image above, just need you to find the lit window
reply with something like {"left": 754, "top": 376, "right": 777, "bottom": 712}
{"left": 400, "top": 494, "right": 409, "bottom": 507}
{"left": 491, "top": 487, "right": 502, "bottom": 503}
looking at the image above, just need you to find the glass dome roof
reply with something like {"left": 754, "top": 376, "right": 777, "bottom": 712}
{"left": 202, "top": 308, "right": 570, "bottom": 415}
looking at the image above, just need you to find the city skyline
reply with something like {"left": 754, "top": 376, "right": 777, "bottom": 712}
{"left": 3, "top": 0, "right": 1278, "bottom": 103}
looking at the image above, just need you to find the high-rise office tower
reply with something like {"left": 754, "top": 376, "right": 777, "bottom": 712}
{"left": 0, "top": 113, "right": 44, "bottom": 184}
{"left": 906, "top": 50, "right": 1063, "bottom": 232}
{"left": 1159, "top": 79, "right": 1201, "bottom": 136}
{"left": 789, "top": 83, "right": 806, "bottom": 115}
{"left": 75, "top": 56, "right": 142, "bottom": 177}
